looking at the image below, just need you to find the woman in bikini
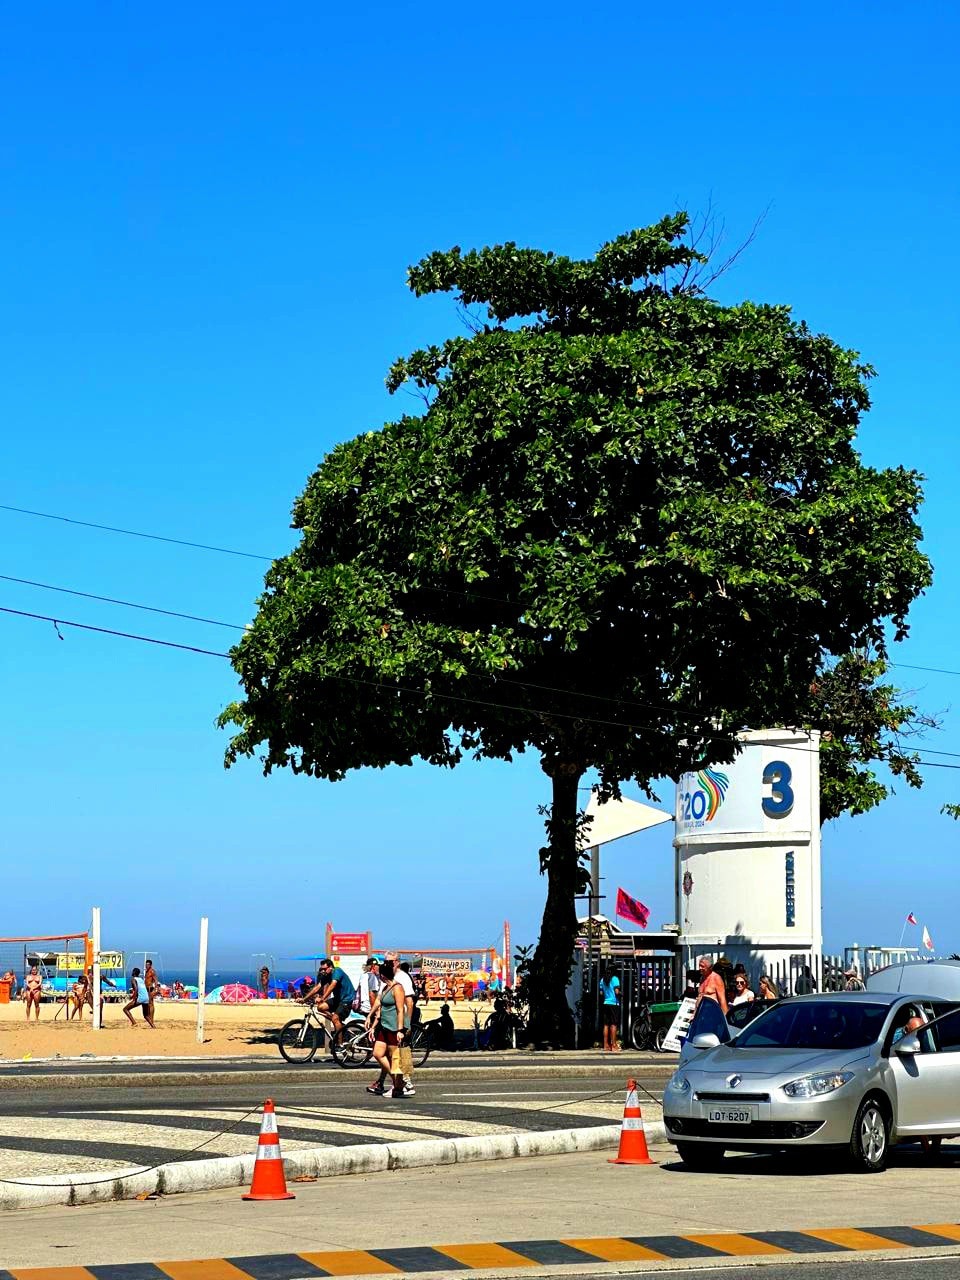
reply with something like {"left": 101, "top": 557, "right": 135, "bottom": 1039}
{"left": 24, "top": 965, "right": 43, "bottom": 1020}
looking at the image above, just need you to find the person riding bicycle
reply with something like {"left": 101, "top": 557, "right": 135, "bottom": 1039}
{"left": 301, "top": 957, "right": 356, "bottom": 1037}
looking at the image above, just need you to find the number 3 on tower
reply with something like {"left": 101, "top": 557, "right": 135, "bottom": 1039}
{"left": 762, "top": 760, "right": 794, "bottom": 817}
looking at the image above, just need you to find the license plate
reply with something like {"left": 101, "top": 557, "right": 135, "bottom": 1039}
{"left": 707, "top": 1107, "right": 754, "bottom": 1124}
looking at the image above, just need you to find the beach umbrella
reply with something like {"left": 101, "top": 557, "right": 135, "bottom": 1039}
{"left": 205, "top": 985, "right": 225, "bottom": 1004}
{"left": 219, "top": 982, "right": 259, "bottom": 1004}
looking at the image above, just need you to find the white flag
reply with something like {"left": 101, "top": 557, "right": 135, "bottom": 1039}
{"left": 922, "top": 925, "right": 935, "bottom": 953}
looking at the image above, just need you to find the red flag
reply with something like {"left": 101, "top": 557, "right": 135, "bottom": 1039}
{"left": 906, "top": 912, "right": 918, "bottom": 925}
{"left": 616, "top": 887, "right": 650, "bottom": 929}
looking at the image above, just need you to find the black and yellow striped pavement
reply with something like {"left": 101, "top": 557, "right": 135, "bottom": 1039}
{"left": 4, "top": 1223, "right": 960, "bottom": 1278}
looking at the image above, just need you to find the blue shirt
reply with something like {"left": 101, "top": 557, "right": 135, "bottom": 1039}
{"left": 601, "top": 976, "right": 620, "bottom": 1006}
{"left": 329, "top": 966, "right": 356, "bottom": 1006}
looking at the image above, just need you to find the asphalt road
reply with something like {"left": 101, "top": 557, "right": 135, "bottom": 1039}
{"left": 0, "top": 1069, "right": 671, "bottom": 1177}
{"left": 0, "top": 1050, "right": 672, "bottom": 1079}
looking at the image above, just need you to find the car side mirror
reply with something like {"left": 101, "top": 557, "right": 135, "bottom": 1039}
{"left": 895, "top": 1033, "right": 921, "bottom": 1056}
{"left": 690, "top": 1032, "right": 721, "bottom": 1050}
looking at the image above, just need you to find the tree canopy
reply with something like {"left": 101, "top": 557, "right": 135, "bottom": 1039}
{"left": 221, "top": 213, "right": 931, "bottom": 1042}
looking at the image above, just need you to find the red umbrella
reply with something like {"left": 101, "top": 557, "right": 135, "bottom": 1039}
{"left": 219, "top": 982, "right": 259, "bottom": 1004}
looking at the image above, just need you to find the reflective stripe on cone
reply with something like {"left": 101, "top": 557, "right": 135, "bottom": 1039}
{"left": 609, "top": 1078, "right": 655, "bottom": 1166}
{"left": 243, "top": 1099, "right": 296, "bottom": 1200}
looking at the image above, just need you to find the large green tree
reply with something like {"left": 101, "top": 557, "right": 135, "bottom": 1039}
{"left": 220, "top": 214, "right": 931, "bottom": 1044}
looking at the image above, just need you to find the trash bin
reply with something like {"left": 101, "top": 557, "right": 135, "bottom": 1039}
{"left": 0, "top": 980, "right": 11, "bottom": 1004}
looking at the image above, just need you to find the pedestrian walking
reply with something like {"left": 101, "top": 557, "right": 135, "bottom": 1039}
{"left": 359, "top": 956, "right": 382, "bottom": 1017}
{"left": 24, "top": 965, "right": 42, "bottom": 1020}
{"left": 123, "top": 966, "right": 155, "bottom": 1027}
{"left": 364, "top": 958, "right": 406, "bottom": 1098}
{"left": 392, "top": 956, "right": 417, "bottom": 1096}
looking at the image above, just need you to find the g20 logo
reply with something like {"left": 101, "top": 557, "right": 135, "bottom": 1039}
{"left": 762, "top": 759, "right": 794, "bottom": 817}
{"left": 680, "top": 767, "right": 729, "bottom": 825}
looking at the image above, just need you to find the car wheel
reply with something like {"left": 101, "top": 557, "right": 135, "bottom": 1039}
{"left": 849, "top": 1097, "right": 889, "bottom": 1173}
{"left": 675, "top": 1142, "right": 726, "bottom": 1170}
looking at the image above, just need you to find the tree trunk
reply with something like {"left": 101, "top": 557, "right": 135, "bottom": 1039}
{"left": 528, "top": 762, "right": 584, "bottom": 1048}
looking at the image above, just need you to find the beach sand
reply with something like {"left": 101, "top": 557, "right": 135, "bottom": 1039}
{"left": 0, "top": 995, "right": 485, "bottom": 1061}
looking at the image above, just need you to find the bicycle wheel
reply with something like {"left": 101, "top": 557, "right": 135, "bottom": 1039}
{"left": 332, "top": 1025, "right": 373, "bottom": 1068}
{"left": 653, "top": 1026, "right": 668, "bottom": 1053}
{"left": 278, "top": 1017, "right": 319, "bottom": 1064}
{"left": 409, "top": 1025, "right": 434, "bottom": 1067}
{"left": 631, "top": 1016, "right": 652, "bottom": 1052}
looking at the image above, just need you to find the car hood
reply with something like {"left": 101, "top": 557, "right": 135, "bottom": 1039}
{"left": 682, "top": 1044, "right": 871, "bottom": 1084}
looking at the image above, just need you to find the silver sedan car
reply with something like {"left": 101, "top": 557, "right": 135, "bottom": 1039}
{"left": 663, "top": 991, "right": 960, "bottom": 1172}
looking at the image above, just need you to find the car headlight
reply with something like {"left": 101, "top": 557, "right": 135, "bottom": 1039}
{"left": 782, "top": 1071, "right": 853, "bottom": 1098}
{"left": 666, "top": 1073, "right": 690, "bottom": 1093}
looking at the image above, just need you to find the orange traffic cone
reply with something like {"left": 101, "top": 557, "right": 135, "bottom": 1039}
{"left": 608, "top": 1079, "right": 654, "bottom": 1166}
{"left": 243, "top": 1099, "right": 295, "bottom": 1200}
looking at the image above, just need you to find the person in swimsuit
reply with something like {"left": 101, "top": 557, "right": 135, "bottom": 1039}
{"left": 24, "top": 965, "right": 42, "bottom": 1020}
{"left": 69, "top": 974, "right": 89, "bottom": 1020}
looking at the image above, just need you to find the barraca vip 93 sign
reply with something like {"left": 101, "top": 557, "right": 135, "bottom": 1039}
{"left": 676, "top": 735, "right": 810, "bottom": 837}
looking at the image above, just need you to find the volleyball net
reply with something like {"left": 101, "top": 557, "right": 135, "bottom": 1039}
{"left": 0, "top": 932, "right": 90, "bottom": 999}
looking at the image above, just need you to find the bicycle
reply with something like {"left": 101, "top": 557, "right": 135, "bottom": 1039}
{"left": 278, "top": 1003, "right": 368, "bottom": 1065}
{"left": 630, "top": 1002, "right": 668, "bottom": 1052}
{"left": 334, "top": 1016, "right": 435, "bottom": 1068}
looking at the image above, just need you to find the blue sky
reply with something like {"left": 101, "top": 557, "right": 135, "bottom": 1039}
{"left": 1, "top": 4, "right": 957, "bottom": 966}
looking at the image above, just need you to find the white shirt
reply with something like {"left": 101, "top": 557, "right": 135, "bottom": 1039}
{"left": 393, "top": 969, "right": 415, "bottom": 1002}
{"left": 732, "top": 990, "right": 755, "bottom": 1005}
{"left": 360, "top": 971, "right": 381, "bottom": 1015}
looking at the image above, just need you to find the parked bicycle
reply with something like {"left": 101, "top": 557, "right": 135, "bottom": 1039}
{"left": 630, "top": 1002, "right": 668, "bottom": 1052}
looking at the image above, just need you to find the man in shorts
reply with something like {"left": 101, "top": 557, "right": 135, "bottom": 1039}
{"left": 303, "top": 957, "right": 355, "bottom": 1036}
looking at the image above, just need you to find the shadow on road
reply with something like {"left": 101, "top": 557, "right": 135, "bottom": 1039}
{"left": 659, "top": 1142, "right": 960, "bottom": 1177}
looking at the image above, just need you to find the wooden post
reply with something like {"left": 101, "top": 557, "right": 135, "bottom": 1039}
{"left": 196, "top": 917, "right": 208, "bottom": 1045}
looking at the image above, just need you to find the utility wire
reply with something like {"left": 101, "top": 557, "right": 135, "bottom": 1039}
{"left": 0, "top": 606, "right": 231, "bottom": 659}
{"left": 4, "top": 501, "right": 958, "bottom": 683}
{"left": 0, "top": 574, "right": 247, "bottom": 632}
{"left": 0, "top": 502, "right": 273, "bottom": 562}
{"left": 4, "top": 603, "right": 960, "bottom": 773}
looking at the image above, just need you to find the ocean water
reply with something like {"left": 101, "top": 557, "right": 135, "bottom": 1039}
{"left": 160, "top": 968, "right": 316, "bottom": 991}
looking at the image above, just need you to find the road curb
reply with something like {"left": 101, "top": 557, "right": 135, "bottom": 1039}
{"left": 0, "top": 1063, "right": 672, "bottom": 1091}
{"left": 0, "top": 1122, "right": 665, "bottom": 1210}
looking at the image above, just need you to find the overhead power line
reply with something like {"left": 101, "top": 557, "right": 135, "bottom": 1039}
{"left": 0, "top": 502, "right": 272, "bottom": 562}
{"left": 4, "top": 603, "right": 960, "bottom": 774}
{"left": 0, "top": 606, "right": 231, "bottom": 659}
{"left": 4, "top": 500, "right": 960, "bottom": 725}
{"left": 0, "top": 575, "right": 247, "bottom": 631}
{"left": 3, "top": 500, "right": 958, "bottom": 681}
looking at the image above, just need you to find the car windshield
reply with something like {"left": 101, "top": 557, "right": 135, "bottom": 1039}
{"left": 732, "top": 1000, "right": 889, "bottom": 1051}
